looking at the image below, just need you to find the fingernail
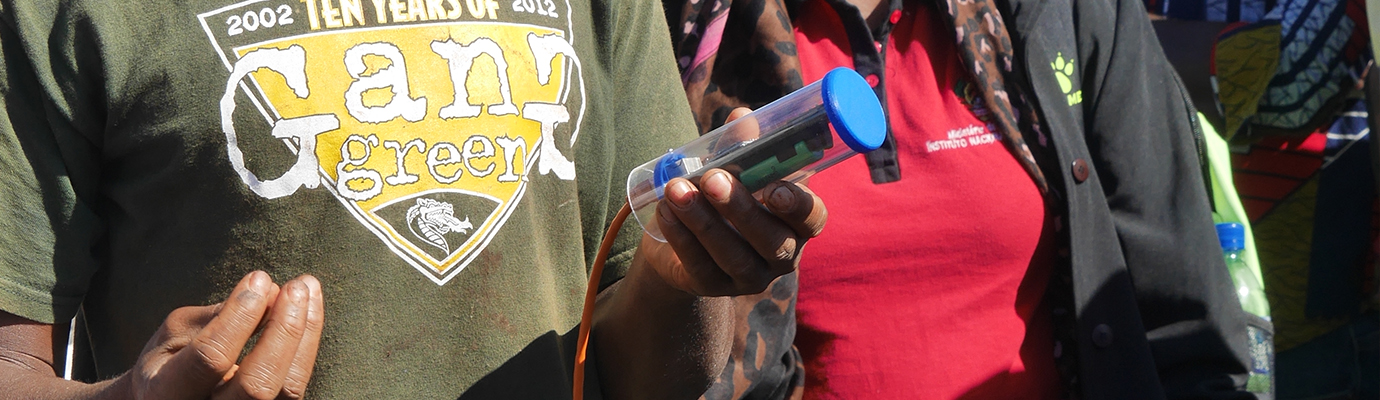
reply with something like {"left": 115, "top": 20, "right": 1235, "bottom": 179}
{"left": 283, "top": 281, "right": 308, "bottom": 317}
{"left": 768, "top": 185, "right": 795, "bottom": 212}
{"left": 667, "top": 181, "right": 695, "bottom": 208}
{"left": 245, "top": 271, "right": 271, "bottom": 295}
{"left": 301, "top": 275, "right": 322, "bottom": 298}
{"left": 285, "top": 281, "right": 308, "bottom": 302}
{"left": 705, "top": 172, "right": 732, "bottom": 202}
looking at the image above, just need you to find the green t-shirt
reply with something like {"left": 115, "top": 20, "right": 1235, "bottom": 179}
{"left": 0, "top": 0, "right": 695, "bottom": 397}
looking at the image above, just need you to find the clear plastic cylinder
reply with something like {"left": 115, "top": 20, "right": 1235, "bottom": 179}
{"left": 627, "top": 67, "right": 885, "bottom": 241}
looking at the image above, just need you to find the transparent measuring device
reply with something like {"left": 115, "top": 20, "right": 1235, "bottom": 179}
{"left": 627, "top": 67, "right": 887, "bottom": 241}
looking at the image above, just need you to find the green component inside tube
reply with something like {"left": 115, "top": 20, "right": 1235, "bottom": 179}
{"left": 739, "top": 141, "right": 825, "bottom": 191}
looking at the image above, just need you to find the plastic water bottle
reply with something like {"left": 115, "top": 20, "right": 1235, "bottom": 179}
{"left": 1216, "top": 223, "right": 1271, "bottom": 318}
{"left": 1216, "top": 222, "right": 1274, "bottom": 395}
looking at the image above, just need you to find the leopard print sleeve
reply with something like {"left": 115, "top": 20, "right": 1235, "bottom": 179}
{"left": 699, "top": 273, "right": 806, "bottom": 400}
{"left": 666, "top": 0, "right": 805, "bottom": 134}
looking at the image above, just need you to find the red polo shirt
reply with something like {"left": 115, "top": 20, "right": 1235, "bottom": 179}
{"left": 791, "top": 1, "right": 1063, "bottom": 398}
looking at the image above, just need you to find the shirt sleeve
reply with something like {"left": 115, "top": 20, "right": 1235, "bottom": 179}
{"left": 580, "top": 0, "right": 698, "bottom": 289}
{"left": 0, "top": 0, "right": 106, "bottom": 325}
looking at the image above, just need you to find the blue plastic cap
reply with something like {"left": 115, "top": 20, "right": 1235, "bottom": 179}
{"left": 652, "top": 151, "right": 684, "bottom": 197}
{"left": 821, "top": 67, "right": 887, "bottom": 153}
{"left": 1215, "top": 222, "right": 1245, "bottom": 251}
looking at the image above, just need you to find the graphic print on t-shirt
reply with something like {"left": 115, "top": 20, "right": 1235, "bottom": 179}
{"left": 197, "top": 0, "right": 585, "bottom": 284}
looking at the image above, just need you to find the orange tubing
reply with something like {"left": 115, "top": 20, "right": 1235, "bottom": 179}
{"left": 573, "top": 202, "right": 632, "bottom": 400}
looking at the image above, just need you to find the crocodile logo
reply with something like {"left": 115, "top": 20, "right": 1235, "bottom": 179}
{"left": 407, "top": 198, "right": 474, "bottom": 254}
{"left": 1052, "top": 52, "right": 1082, "bottom": 106}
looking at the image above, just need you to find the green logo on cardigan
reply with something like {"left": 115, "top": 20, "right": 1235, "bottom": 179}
{"left": 1052, "top": 53, "right": 1082, "bottom": 106}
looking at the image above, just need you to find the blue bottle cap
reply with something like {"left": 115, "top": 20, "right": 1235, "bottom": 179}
{"left": 821, "top": 67, "right": 887, "bottom": 153}
{"left": 652, "top": 151, "right": 684, "bottom": 197}
{"left": 1215, "top": 222, "right": 1245, "bottom": 251}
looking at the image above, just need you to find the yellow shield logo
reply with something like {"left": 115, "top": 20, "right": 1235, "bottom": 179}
{"left": 200, "top": 0, "right": 583, "bottom": 284}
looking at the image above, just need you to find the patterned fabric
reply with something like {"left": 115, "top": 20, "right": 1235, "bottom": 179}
{"left": 667, "top": 0, "right": 806, "bottom": 132}
{"left": 1175, "top": 0, "right": 1371, "bottom": 138}
{"left": 698, "top": 273, "right": 807, "bottom": 400}
{"left": 1231, "top": 98, "right": 1378, "bottom": 350}
{"left": 932, "top": 0, "right": 1049, "bottom": 195}
{"left": 1253, "top": 0, "right": 1369, "bottom": 134}
{"left": 1213, "top": 21, "right": 1282, "bottom": 139}
{"left": 1147, "top": 0, "right": 1277, "bottom": 22}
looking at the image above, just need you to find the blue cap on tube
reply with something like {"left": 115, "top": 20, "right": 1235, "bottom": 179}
{"left": 821, "top": 67, "right": 887, "bottom": 153}
{"left": 652, "top": 151, "right": 684, "bottom": 198}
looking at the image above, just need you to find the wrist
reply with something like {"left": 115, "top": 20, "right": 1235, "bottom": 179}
{"left": 95, "top": 372, "right": 133, "bottom": 400}
{"left": 0, "top": 368, "right": 128, "bottom": 400}
{"left": 594, "top": 239, "right": 735, "bottom": 400}
{"left": 624, "top": 240, "right": 735, "bottom": 347}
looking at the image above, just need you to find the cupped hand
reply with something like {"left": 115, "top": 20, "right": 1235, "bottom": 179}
{"left": 123, "top": 271, "right": 324, "bottom": 400}
{"left": 644, "top": 107, "right": 828, "bottom": 297}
